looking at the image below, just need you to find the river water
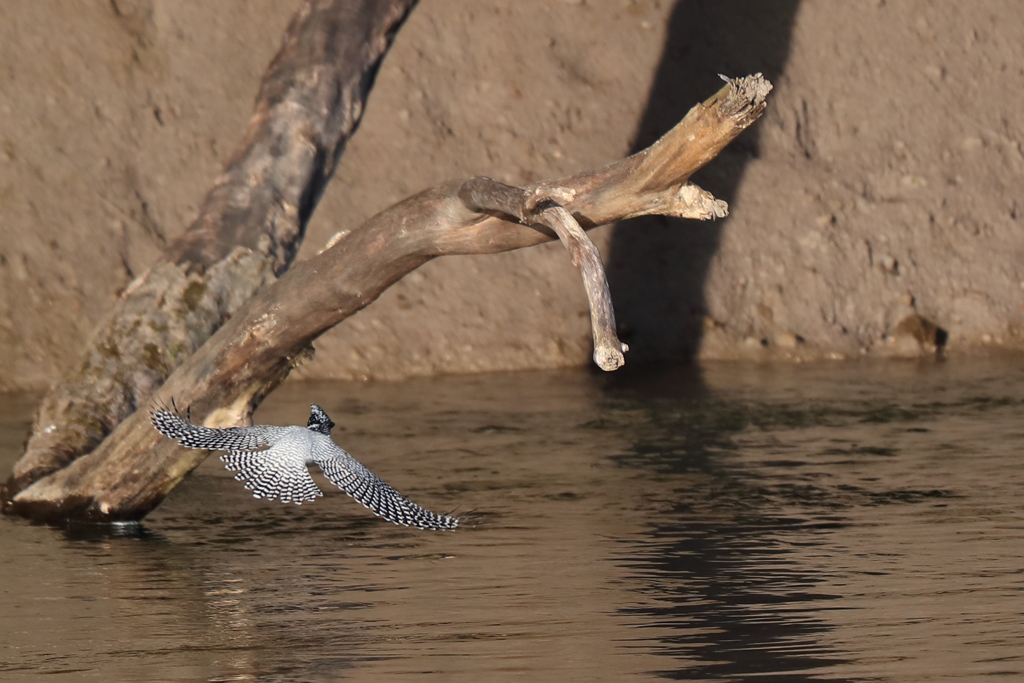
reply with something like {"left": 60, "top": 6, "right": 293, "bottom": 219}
{"left": 2, "top": 359, "right": 1023, "bottom": 682}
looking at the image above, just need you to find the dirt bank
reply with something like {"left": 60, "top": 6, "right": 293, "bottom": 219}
{"left": 1, "top": 0, "right": 1021, "bottom": 389}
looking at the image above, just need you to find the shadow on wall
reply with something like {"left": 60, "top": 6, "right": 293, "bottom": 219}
{"left": 607, "top": 0, "right": 802, "bottom": 362}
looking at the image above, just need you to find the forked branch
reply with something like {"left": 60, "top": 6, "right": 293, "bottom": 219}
{"left": 9, "top": 74, "right": 771, "bottom": 523}
{"left": 457, "top": 177, "right": 625, "bottom": 370}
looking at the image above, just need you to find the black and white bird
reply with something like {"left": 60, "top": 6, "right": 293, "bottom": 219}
{"left": 151, "top": 403, "right": 458, "bottom": 530}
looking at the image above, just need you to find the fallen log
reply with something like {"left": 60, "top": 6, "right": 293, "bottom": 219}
{"left": 7, "top": 73, "right": 770, "bottom": 523}
{"left": 6, "top": 0, "right": 418, "bottom": 494}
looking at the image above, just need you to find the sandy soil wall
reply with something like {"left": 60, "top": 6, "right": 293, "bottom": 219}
{"left": 1, "top": 0, "right": 1021, "bottom": 389}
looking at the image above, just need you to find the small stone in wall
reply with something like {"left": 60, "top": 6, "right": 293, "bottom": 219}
{"left": 894, "top": 314, "right": 943, "bottom": 345}
{"left": 775, "top": 331, "right": 804, "bottom": 348}
{"left": 877, "top": 254, "right": 899, "bottom": 275}
{"left": 883, "top": 314, "right": 947, "bottom": 357}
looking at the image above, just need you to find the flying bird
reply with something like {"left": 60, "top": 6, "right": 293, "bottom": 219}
{"left": 151, "top": 403, "right": 458, "bottom": 530}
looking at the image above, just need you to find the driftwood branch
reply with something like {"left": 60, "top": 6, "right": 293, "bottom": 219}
{"left": 457, "top": 177, "right": 626, "bottom": 370}
{"left": 5, "top": 0, "right": 417, "bottom": 495}
{"left": 7, "top": 73, "right": 771, "bottom": 523}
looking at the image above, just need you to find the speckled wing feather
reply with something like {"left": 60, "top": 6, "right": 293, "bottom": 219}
{"left": 220, "top": 450, "right": 323, "bottom": 505}
{"left": 311, "top": 440, "right": 459, "bottom": 530}
{"left": 151, "top": 409, "right": 285, "bottom": 452}
{"left": 151, "top": 404, "right": 458, "bottom": 527}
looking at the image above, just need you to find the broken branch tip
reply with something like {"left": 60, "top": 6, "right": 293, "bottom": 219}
{"left": 718, "top": 73, "right": 774, "bottom": 111}
{"left": 594, "top": 344, "right": 627, "bottom": 372}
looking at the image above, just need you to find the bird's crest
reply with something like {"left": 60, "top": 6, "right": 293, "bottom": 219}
{"left": 307, "top": 404, "right": 335, "bottom": 435}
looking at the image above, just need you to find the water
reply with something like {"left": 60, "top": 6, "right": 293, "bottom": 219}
{"left": 2, "top": 359, "right": 1024, "bottom": 682}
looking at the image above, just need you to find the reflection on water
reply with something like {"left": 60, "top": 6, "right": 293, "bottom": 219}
{"left": 2, "top": 359, "right": 1024, "bottom": 681}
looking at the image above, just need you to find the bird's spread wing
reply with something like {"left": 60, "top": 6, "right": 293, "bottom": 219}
{"left": 220, "top": 450, "right": 323, "bottom": 505}
{"left": 151, "top": 409, "right": 284, "bottom": 452}
{"left": 152, "top": 407, "right": 458, "bottom": 524}
{"left": 312, "top": 442, "right": 458, "bottom": 530}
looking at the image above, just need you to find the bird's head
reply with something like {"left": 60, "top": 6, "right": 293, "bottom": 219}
{"left": 307, "top": 404, "right": 335, "bottom": 435}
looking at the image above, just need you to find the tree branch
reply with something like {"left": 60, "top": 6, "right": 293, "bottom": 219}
{"left": 6, "top": 0, "right": 418, "bottom": 495}
{"left": 457, "top": 177, "right": 625, "bottom": 370}
{"left": 7, "top": 73, "right": 771, "bottom": 523}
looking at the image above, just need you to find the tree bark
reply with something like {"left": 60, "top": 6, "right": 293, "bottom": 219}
{"left": 6, "top": 0, "right": 418, "bottom": 495}
{"left": 6, "top": 74, "right": 771, "bottom": 523}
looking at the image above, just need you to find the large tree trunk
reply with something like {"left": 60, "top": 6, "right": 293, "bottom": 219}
{"left": 5, "top": 0, "right": 418, "bottom": 495}
{"left": 6, "top": 73, "right": 771, "bottom": 524}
